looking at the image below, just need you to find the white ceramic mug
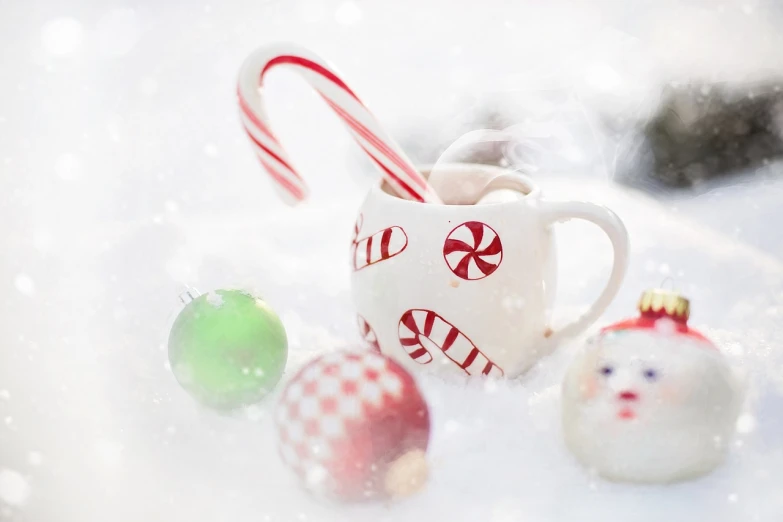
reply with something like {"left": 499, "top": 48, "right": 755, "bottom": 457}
{"left": 351, "top": 163, "right": 629, "bottom": 378}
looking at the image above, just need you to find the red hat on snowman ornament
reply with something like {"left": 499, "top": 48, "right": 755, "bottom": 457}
{"left": 561, "top": 288, "right": 744, "bottom": 484}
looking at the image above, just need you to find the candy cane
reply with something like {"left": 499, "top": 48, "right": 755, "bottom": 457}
{"left": 237, "top": 43, "right": 441, "bottom": 205}
{"left": 351, "top": 213, "right": 408, "bottom": 271}
{"left": 357, "top": 315, "right": 381, "bottom": 352}
{"left": 398, "top": 309, "right": 504, "bottom": 377}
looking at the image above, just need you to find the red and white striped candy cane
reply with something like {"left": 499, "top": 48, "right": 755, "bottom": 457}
{"left": 237, "top": 43, "right": 441, "bottom": 204}
{"left": 357, "top": 314, "right": 381, "bottom": 352}
{"left": 398, "top": 309, "right": 504, "bottom": 377}
{"left": 351, "top": 213, "right": 408, "bottom": 271}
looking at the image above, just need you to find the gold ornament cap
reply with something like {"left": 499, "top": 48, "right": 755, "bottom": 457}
{"left": 637, "top": 288, "right": 690, "bottom": 323}
{"left": 383, "top": 449, "right": 428, "bottom": 498}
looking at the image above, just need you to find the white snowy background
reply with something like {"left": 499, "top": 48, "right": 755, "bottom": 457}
{"left": 1, "top": 0, "right": 783, "bottom": 520}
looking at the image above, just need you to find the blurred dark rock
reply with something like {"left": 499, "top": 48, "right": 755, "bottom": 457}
{"left": 615, "top": 81, "right": 783, "bottom": 190}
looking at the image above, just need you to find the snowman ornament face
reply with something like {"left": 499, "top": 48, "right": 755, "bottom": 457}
{"left": 562, "top": 290, "right": 742, "bottom": 484}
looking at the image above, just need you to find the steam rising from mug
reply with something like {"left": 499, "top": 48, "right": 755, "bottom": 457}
{"left": 428, "top": 126, "right": 552, "bottom": 205}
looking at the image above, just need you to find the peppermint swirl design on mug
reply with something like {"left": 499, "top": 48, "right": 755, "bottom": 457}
{"left": 443, "top": 221, "right": 503, "bottom": 280}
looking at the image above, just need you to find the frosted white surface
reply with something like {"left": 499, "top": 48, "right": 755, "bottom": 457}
{"left": 1, "top": 1, "right": 783, "bottom": 521}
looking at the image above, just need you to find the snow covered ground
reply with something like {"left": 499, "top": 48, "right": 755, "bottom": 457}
{"left": 1, "top": 0, "right": 783, "bottom": 520}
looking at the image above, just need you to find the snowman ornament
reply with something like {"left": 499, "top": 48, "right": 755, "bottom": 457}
{"left": 562, "top": 289, "right": 743, "bottom": 484}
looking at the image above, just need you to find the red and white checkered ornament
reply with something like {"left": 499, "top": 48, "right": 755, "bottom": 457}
{"left": 275, "top": 350, "right": 430, "bottom": 500}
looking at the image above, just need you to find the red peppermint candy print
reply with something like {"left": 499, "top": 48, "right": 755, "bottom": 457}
{"left": 357, "top": 314, "right": 381, "bottom": 352}
{"left": 443, "top": 221, "right": 503, "bottom": 280}
{"left": 398, "top": 309, "right": 504, "bottom": 377}
{"left": 275, "top": 351, "right": 430, "bottom": 500}
{"left": 351, "top": 213, "right": 408, "bottom": 271}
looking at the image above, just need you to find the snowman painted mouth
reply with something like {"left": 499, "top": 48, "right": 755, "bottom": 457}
{"left": 616, "top": 390, "right": 639, "bottom": 420}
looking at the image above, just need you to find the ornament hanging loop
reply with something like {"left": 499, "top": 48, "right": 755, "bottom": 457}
{"left": 659, "top": 276, "right": 676, "bottom": 292}
{"left": 179, "top": 287, "right": 202, "bottom": 305}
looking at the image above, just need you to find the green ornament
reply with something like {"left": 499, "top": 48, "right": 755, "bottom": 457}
{"left": 168, "top": 289, "right": 288, "bottom": 410}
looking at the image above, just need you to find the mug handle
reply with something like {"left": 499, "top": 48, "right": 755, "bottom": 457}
{"left": 538, "top": 200, "right": 629, "bottom": 343}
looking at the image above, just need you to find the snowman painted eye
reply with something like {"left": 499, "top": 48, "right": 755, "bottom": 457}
{"left": 598, "top": 365, "right": 614, "bottom": 377}
{"left": 643, "top": 368, "right": 659, "bottom": 381}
